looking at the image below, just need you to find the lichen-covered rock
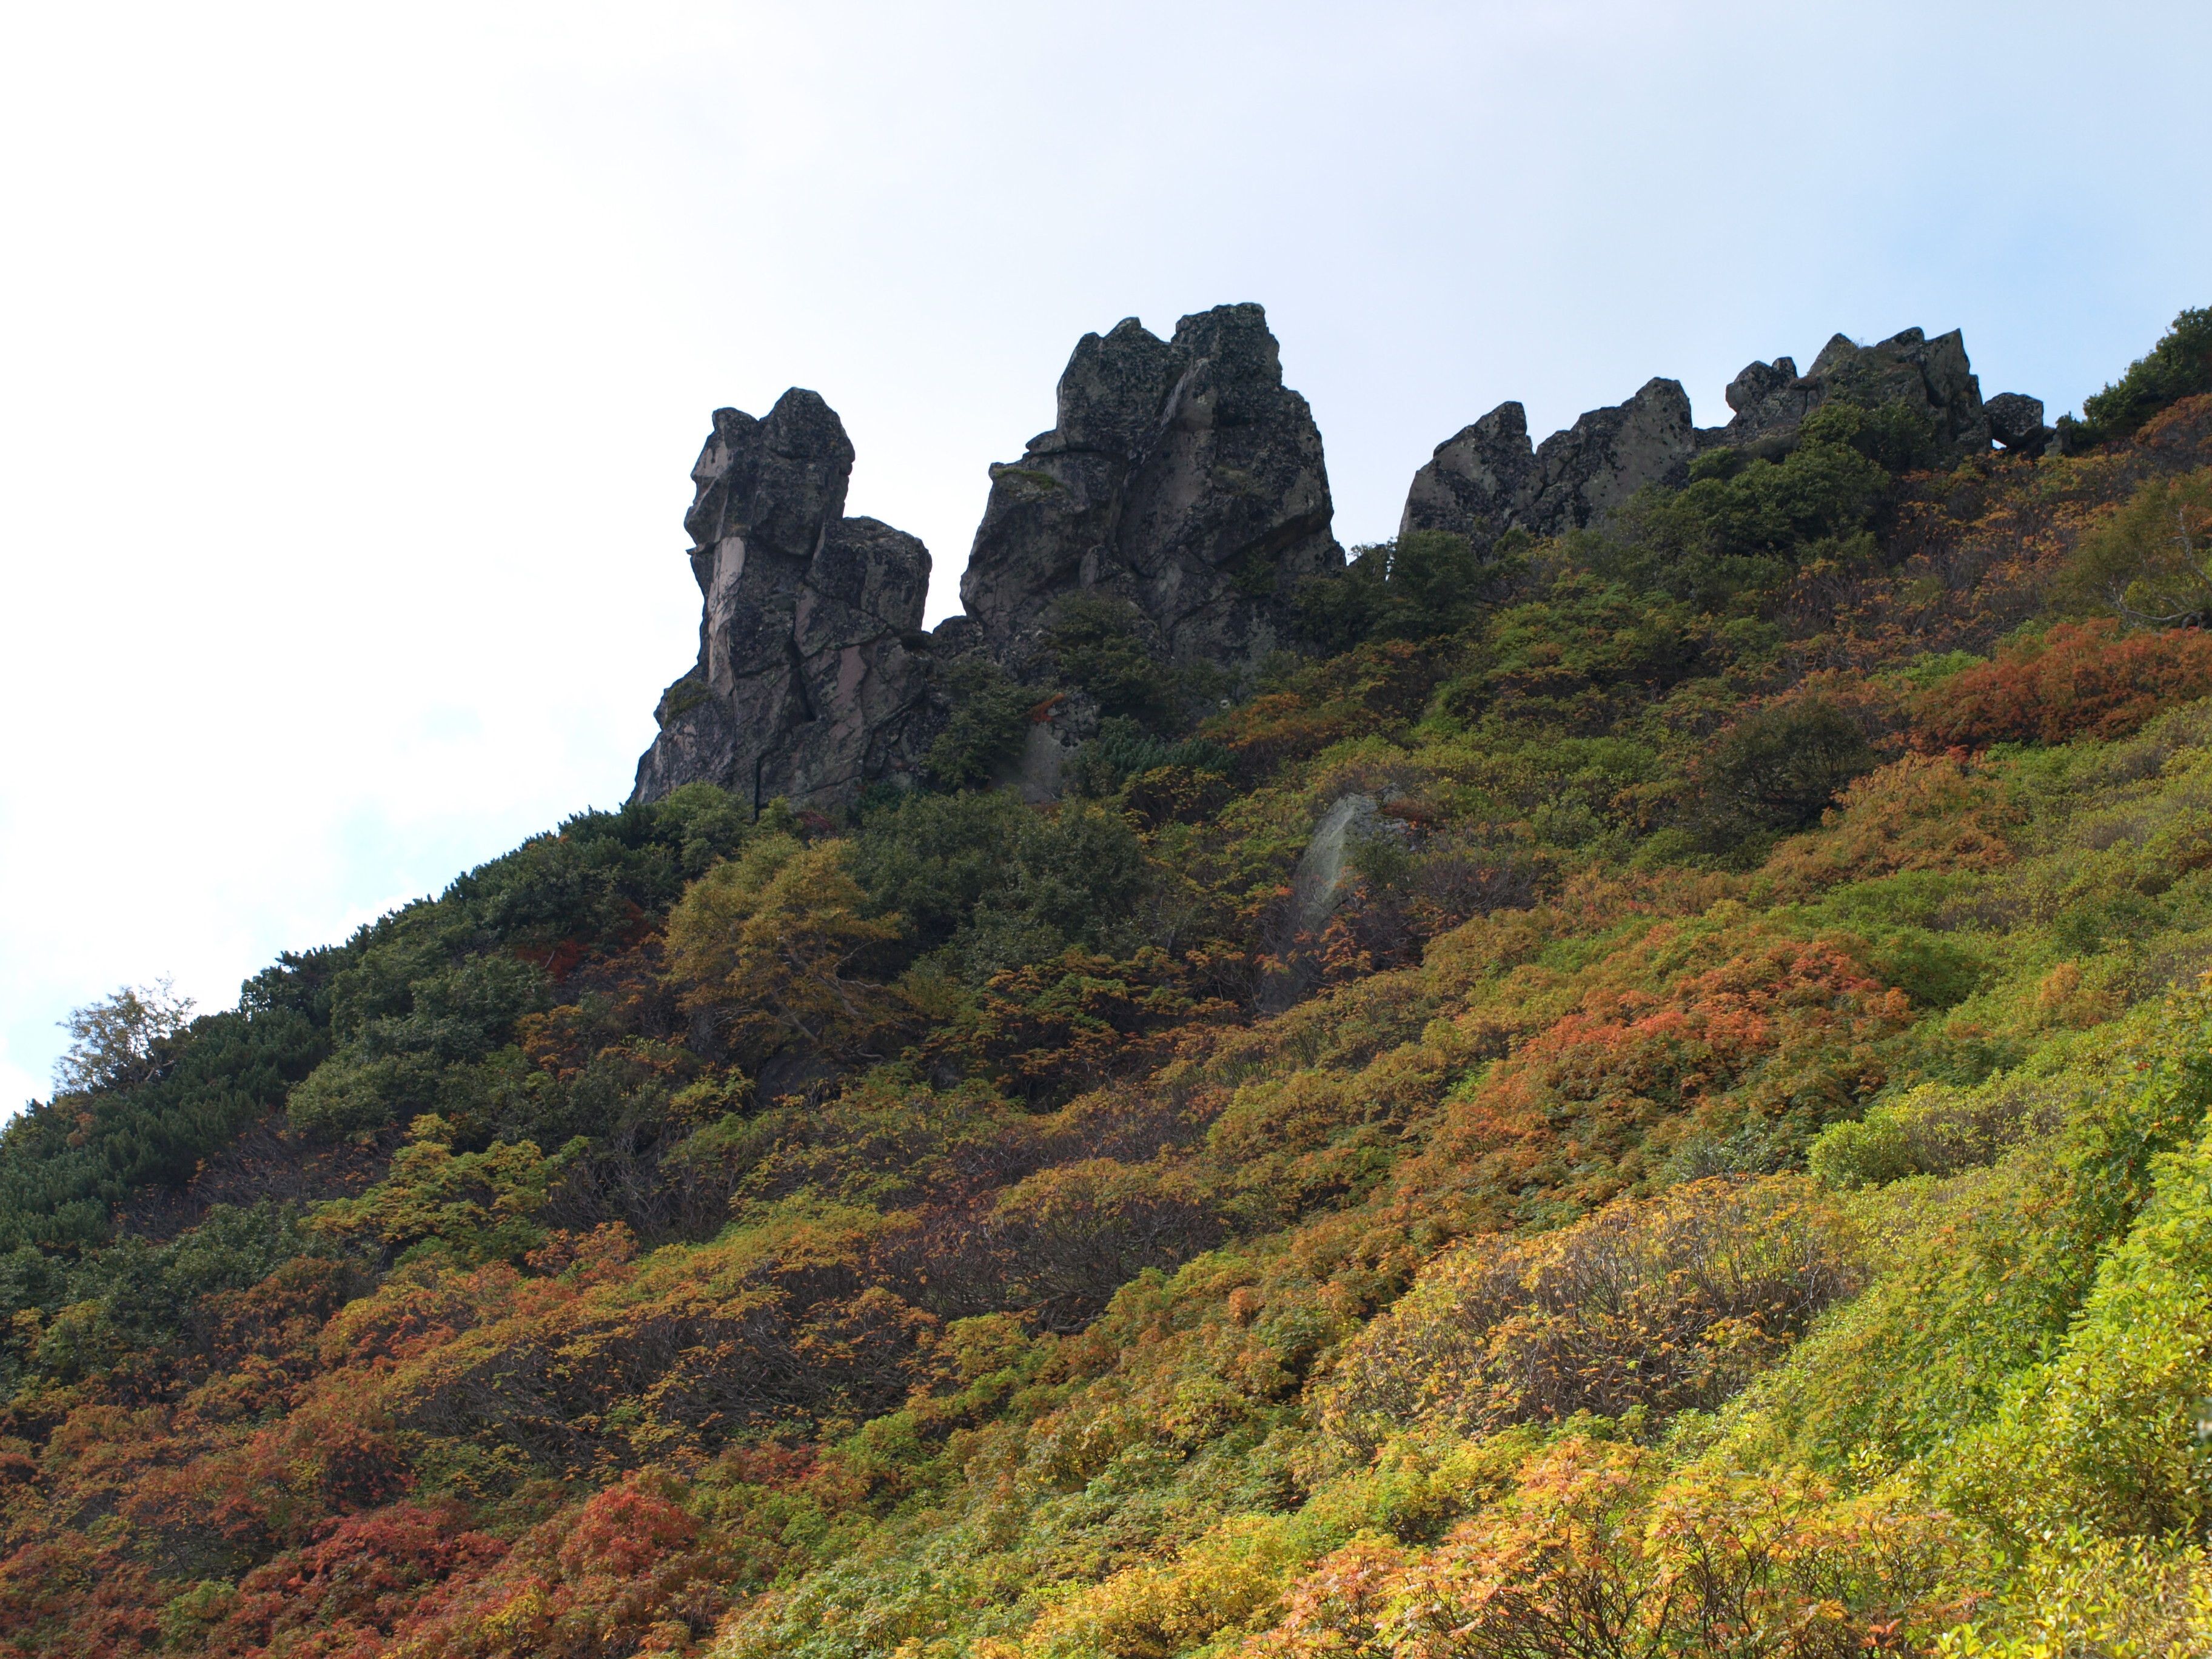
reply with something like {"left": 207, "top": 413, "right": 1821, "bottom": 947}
{"left": 960, "top": 303, "right": 1343, "bottom": 680}
{"left": 1527, "top": 377, "right": 1701, "bottom": 531}
{"left": 1711, "top": 354, "right": 1822, "bottom": 459}
{"left": 631, "top": 389, "right": 940, "bottom": 811}
{"left": 1399, "top": 400, "right": 1542, "bottom": 549}
{"left": 1398, "top": 377, "right": 1697, "bottom": 548}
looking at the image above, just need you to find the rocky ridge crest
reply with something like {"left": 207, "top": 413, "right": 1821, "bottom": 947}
{"left": 634, "top": 303, "right": 1342, "bottom": 809}
{"left": 1400, "top": 326, "right": 2051, "bottom": 554}
{"left": 634, "top": 314, "right": 2046, "bottom": 812}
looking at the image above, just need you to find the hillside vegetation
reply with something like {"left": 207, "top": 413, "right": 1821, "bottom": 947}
{"left": 10, "top": 315, "right": 2212, "bottom": 1658}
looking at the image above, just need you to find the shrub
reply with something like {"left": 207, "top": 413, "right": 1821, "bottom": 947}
{"left": 854, "top": 793, "right": 1152, "bottom": 985}
{"left": 1761, "top": 754, "right": 2019, "bottom": 894}
{"left": 2060, "top": 466, "right": 2212, "bottom": 626}
{"left": 1699, "top": 699, "right": 1880, "bottom": 837}
{"left": 1253, "top": 1439, "right": 1969, "bottom": 1659}
{"left": 1911, "top": 617, "right": 2212, "bottom": 746}
{"left": 1047, "top": 592, "right": 1184, "bottom": 728}
{"left": 1318, "top": 1177, "right": 1857, "bottom": 1454}
{"left": 927, "top": 659, "right": 1041, "bottom": 788}
{"left": 1295, "top": 531, "right": 1510, "bottom": 651}
{"left": 1932, "top": 1099, "right": 2212, "bottom": 1541}
{"left": 1809, "top": 1076, "right": 2071, "bottom": 1190}
{"left": 663, "top": 834, "right": 908, "bottom": 1064}
{"left": 1065, "top": 716, "right": 1235, "bottom": 798}
{"left": 2068, "top": 304, "right": 2212, "bottom": 449}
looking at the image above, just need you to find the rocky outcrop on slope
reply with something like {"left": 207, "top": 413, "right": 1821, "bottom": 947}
{"left": 632, "top": 303, "right": 1342, "bottom": 812}
{"left": 1401, "top": 377, "right": 1701, "bottom": 549}
{"left": 1714, "top": 327, "right": 1991, "bottom": 458}
{"left": 631, "top": 312, "right": 2053, "bottom": 814}
{"left": 631, "top": 390, "right": 940, "bottom": 809}
{"left": 1402, "top": 326, "right": 2051, "bottom": 551}
{"left": 961, "top": 303, "right": 1343, "bottom": 678}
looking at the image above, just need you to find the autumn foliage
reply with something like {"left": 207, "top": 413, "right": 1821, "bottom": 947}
{"left": 1911, "top": 617, "right": 2212, "bottom": 748}
{"left": 10, "top": 327, "right": 2212, "bottom": 1659}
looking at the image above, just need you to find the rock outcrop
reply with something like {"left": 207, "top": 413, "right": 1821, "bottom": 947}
{"left": 1984, "top": 390, "right": 2055, "bottom": 452}
{"left": 1714, "top": 327, "right": 1990, "bottom": 458}
{"left": 632, "top": 303, "right": 1342, "bottom": 813}
{"left": 632, "top": 311, "right": 2051, "bottom": 816}
{"left": 1402, "top": 326, "right": 2046, "bottom": 551}
{"left": 631, "top": 390, "right": 940, "bottom": 810}
{"left": 1401, "top": 378, "right": 1701, "bottom": 549}
{"left": 961, "top": 303, "right": 1343, "bottom": 677}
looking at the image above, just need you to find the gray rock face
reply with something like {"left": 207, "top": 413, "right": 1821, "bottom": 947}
{"left": 1711, "top": 355, "right": 1822, "bottom": 459}
{"left": 1985, "top": 390, "right": 2054, "bottom": 452}
{"left": 1399, "top": 377, "right": 1698, "bottom": 548}
{"left": 1404, "top": 326, "right": 2015, "bottom": 551}
{"left": 1712, "top": 327, "right": 1990, "bottom": 458}
{"left": 632, "top": 389, "right": 940, "bottom": 810}
{"left": 960, "top": 303, "right": 1344, "bottom": 679}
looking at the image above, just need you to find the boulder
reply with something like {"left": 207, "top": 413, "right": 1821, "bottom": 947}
{"left": 960, "top": 303, "right": 1344, "bottom": 681}
{"left": 631, "top": 389, "right": 941, "bottom": 810}
{"left": 1985, "top": 390, "right": 2054, "bottom": 452}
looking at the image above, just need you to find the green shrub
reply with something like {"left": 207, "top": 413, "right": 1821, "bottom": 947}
{"left": 2067, "top": 304, "right": 2212, "bottom": 447}
{"left": 926, "top": 660, "right": 1039, "bottom": 788}
{"left": 1699, "top": 699, "right": 1880, "bottom": 837}
{"left": 1047, "top": 592, "right": 1184, "bottom": 728}
{"left": 1294, "top": 531, "right": 1512, "bottom": 652}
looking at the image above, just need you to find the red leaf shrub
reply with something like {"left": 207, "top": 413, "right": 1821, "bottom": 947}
{"left": 1912, "top": 618, "right": 2212, "bottom": 748}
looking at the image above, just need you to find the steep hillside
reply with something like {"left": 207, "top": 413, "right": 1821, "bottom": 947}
{"left": 5, "top": 310, "right": 2212, "bottom": 1659}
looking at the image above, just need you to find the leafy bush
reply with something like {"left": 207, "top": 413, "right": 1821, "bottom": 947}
{"left": 1295, "top": 531, "right": 1513, "bottom": 652}
{"left": 2060, "top": 464, "right": 2212, "bottom": 626}
{"left": 1065, "top": 716, "right": 1235, "bottom": 797}
{"left": 1319, "top": 1177, "right": 1857, "bottom": 1453}
{"left": 663, "top": 834, "right": 907, "bottom": 1065}
{"left": 927, "top": 659, "right": 1041, "bottom": 788}
{"left": 1911, "top": 617, "right": 2212, "bottom": 746}
{"left": 1046, "top": 592, "right": 1185, "bottom": 728}
{"left": 1809, "top": 1075, "right": 2070, "bottom": 1189}
{"left": 2068, "top": 304, "right": 2212, "bottom": 448}
{"left": 1597, "top": 421, "right": 1892, "bottom": 611}
{"left": 1699, "top": 699, "right": 1880, "bottom": 839}
{"left": 850, "top": 791, "right": 1151, "bottom": 984}
{"left": 1255, "top": 1439, "right": 1967, "bottom": 1659}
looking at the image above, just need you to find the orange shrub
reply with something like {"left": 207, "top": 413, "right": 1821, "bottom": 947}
{"left": 1400, "top": 923, "right": 1913, "bottom": 1225}
{"left": 1760, "top": 753, "right": 2019, "bottom": 895}
{"left": 1912, "top": 618, "right": 2212, "bottom": 748}
{"left": 1247, "top": 1441, "right": 1969, "bottom": 1659}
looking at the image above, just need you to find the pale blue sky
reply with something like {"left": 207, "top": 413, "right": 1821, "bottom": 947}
{"left": 2, "top": 0, "right": 2207, "bottom": 1104}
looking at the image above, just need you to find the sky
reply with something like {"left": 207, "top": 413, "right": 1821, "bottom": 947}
{"left": 2, "top": 0, "right": 2208, "bottom": 1107}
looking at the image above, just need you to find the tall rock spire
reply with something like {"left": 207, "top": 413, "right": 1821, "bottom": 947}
{"left": 961, "top": 303, "right": 1344, "bottom": 679}
{"left": 631, "top": 389, "right": 937, "bottom": 810}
